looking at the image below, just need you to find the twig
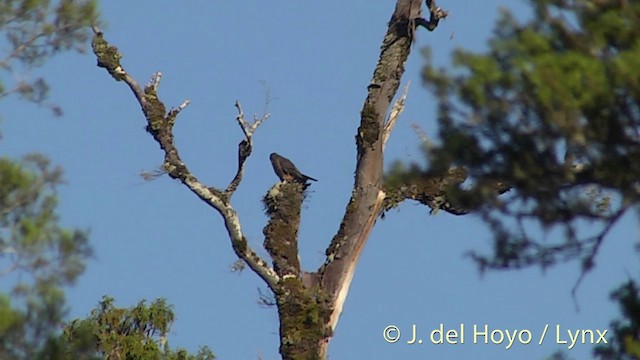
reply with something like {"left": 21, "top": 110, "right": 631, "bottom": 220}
{"left": 167, "top": 99, "right": 191, "bottom": 120}
{"left": 147, "top": 72, "right": 162, "bottom": 92}
{"left": 571, "top": 205, "right": 629, "bottom": 310}
{"left": 225, "top": 100, "right": 269, "bottom": 195}
{"left": 410, "top": 123, "right": 427, "bottom": 142}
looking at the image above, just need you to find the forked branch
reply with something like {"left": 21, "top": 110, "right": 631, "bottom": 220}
{"left": 90, "top": 28, "right": 278, "bottom": 291}
{"left": 225, "top": 101, "right": 269, "bottom": 195}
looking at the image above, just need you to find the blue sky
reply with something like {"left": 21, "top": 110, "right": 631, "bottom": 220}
{"left": 2, "top": 1, "right": 639, "bottom": 359}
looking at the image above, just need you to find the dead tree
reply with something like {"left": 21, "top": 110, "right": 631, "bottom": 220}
{"left": 91, "top": 1, "right": 451, "bottom": 359}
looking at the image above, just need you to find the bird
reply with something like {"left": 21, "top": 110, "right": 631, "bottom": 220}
{"left": 270, "top": 153, "right": 317, "bottom": 183}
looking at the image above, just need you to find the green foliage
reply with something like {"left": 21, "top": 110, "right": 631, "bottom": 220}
{"left": 594, "top": 276, "right": 640, "bottom": 359}
{"left": 0, "top": 0, "right": 100, "bottom": 114}
{"left": 0, "top": 154, "right": 213, "bottom": 359}
{"left": 62, "top": 296, "right": 215, "bottom": 360}
{"left": 394, "top": 0, "right": 640, "bottom": 270}
{"left": 0, "top": 154, "right": 91, "bottom": 359}
{"left": 1, "top": 2, "right": 102, "bottom": 357}
{"left": 0, "top": 154, "right": 91, "bottom": 291}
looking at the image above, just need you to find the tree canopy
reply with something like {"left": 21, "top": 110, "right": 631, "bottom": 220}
{"left": 0, "top": 154, "right": 90, "bottom": 359}
{"left": 0, "top": 0, "right": 98, "bottom": 114}
{"left": 389, "top": 0, "right": 640, "bottom": 275}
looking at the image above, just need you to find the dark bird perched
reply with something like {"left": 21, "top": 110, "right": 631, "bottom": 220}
{"left": 270, "top": 153, "right": 317, "bottom": 183}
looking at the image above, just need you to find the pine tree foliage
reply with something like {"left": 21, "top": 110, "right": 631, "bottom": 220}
{"left": 389, "top": 0, "right": 640, "bottom": 272}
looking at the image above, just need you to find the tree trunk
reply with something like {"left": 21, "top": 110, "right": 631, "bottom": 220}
{"left": 276, "top": 278, "right": 332, "bottom": 360}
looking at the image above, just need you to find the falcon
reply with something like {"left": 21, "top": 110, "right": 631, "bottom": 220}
{"left": 270, "top": 152, "right": 317, "bottom": 183}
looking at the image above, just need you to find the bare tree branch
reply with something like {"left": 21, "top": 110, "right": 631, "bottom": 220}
{"left": 226, "top": 100, "right": 269, "bottom": 195}
{"left": 571, "top": 205, "right": 629, "bottom": 310}
{"left": 90, "top": 28, "right": 279, "bottom": 292}
{"left": 318, "top": 0, "right": 448, "bottom": 335}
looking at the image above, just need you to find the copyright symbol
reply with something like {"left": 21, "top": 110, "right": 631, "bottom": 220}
{"left": 383, "top": 325, "right": 400, "bottom": 343}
